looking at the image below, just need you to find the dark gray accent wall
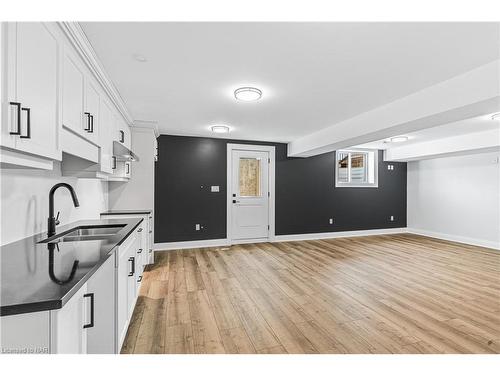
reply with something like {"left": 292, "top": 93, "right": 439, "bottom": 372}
{"left": 155, "top": 135, "right": 407, "bottom": 243}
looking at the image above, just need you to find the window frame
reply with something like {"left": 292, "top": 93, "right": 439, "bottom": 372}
{"left": 335, "top": 149, "right": 379, "bottom": 188}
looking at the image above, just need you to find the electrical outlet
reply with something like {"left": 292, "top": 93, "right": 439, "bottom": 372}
{"left": 390, "top": 216, "right": 394, "bottom": 222}
{"left": 329, "top": 218, "right": 334, "bottom": 225}
{"left": 195, "top": 224, "right": 200, "bottom": 231}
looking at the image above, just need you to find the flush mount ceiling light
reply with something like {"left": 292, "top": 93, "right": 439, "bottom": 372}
{"left": 133, "top": 54, "right": 147, "bottom": 62}
{"left": 211, "top": 125, "right": 230, "bottom": 134}
{"left": 492, "top": 113, "right": 500, "bottom": 121}
{"left": 234, "top": 87, "right": 262, "bottom": 101}
{"left": 389, "top": 136, "right": 409, "bottom": 143}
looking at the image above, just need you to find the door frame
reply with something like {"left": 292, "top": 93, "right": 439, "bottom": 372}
{"left": 227, "top": 143, "right": 276, "bottom": 245}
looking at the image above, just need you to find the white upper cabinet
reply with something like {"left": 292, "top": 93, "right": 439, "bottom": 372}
{"left": 62, "top": 47, "right": 85, "bottom": 137}
{"left": 116, "top": 115, "right": 131, "bottom": 149}
{"left": 1, "top": 22, "right": 60, "bottom": 161}
{"left": 1, "top": 22, "right": 133, "bottom": 173}
{"left": 99, "top": 98, "right": 114, "bottom": 174}
{"left": 84, "top": 78, "right": 100, "bottom": 145}
{"left": 62, "top": 47, "right": 100, "bottom": 146}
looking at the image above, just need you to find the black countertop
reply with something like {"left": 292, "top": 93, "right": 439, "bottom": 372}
{"left": 0, "top": 218, "right": 143, "bottom": 317}
{"left": 100, "top": 209, "right": 152, "bottom": 216}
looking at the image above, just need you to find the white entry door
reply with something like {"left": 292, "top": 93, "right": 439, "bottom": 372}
{"left": 231, "top": 149, "right": 270, "bottom": 241}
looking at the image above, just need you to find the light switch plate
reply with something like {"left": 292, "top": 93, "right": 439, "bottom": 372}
{"left": 211, "top": 185, "right": 220, "bottom": 192}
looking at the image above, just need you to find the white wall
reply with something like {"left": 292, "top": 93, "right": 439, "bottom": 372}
{"left": 407, "top": 151, "right": 500, "bottom": 249}
{"left": 0, "top": 162, "right": 108, "bottom": 245}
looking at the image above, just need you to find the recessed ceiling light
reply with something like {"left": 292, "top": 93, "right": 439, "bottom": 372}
{"left": 492, "top": 113, "right": 500, "bottom": 121}
{"left": 389, "top": 136, "right": 409, "bottom": 143}
{"left": 234, "top": 87, "right": 262, "bottom": 101}
{"left": 133, "top": 54, "right": 147, "bottom": 62}
{"left": 211, "top": 125, "right": 230, "bottom": 134}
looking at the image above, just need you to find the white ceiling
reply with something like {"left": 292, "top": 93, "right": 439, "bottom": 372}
{"left": 81, "top": 22, "right": 500, "bottom": 143}
{"left": 356, "top": 114, "right": 500, "bottom": 150}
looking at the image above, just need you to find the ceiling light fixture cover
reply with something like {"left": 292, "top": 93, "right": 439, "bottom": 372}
{"left": 133, "top": 54, "right": 147, "bottom": 62}
{"left": 211, "top": 125, "right": 230, "bottom": 133}
{"left": 234, "top": 87, "right": 262, "bottom": 101}
{"left": 390, "top": 136, "right": 409, "bottom": 143}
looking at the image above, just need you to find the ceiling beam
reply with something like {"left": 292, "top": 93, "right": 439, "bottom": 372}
{"left": 384, "top": 128, "right": 500, "bottom": 162}
{"left": 288, "top": 60, "right": 500, "bottom": 157}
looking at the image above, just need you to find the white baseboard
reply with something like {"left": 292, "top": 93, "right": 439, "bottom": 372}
{"left": 154, "top": 228, "right": 406, "bottom": 251}
{"left": 154, "top": 238, "right": 230, "bottom": 251}
{"left": 274, "top": 228, "right": 407, "bottom": 242}
{"left": 406, "top": 228, "right": 500, "bottom": 250}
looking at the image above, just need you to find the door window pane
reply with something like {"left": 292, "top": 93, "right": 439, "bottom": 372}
{"left": 337, "top": 152, "right": 349, "bottom": 182}
{"left": 239, "top": 158, "right": 261, "bottom": 196}
{"left": 350, "top": 152, "right": 367, "bottom": 183}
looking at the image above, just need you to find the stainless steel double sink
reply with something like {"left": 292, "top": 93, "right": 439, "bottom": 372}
{"left": 38, "top": 224, "right": 125, "bottom": 243}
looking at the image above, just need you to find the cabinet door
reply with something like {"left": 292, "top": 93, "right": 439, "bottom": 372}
{"left": 117, "top": 241, "right": 131, "bottom": 349}
{"left": 99, "top": 98, "right": 114, "bottom": 173}
{"left": 62, "top": 48, "right": 85, "bottom": 136}
{"left": 127, "top": 252, "right": 137, "bottom": 318}
{"left": 84, "top": 79, "right": 100, "bottom": 145}
{"left": 86, "top": 256, "right": 115, "bottom": 354}
{"left": 2, "top": 23, "right": 17, "bottom": 149}
{"left": 50, "top": 283, "right": 88, "bottom": 354}
{"left": 7, "top": 23, "right": 60, "bottom": 160}
{"left": 148, "top": 215, "right": 154, "bottom": 264}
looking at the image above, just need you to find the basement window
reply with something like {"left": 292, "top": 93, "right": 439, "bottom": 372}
{"left": 335, "top": 149, "right": 378, "bottom": 188}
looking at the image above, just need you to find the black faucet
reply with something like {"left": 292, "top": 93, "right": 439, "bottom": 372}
{"left": 47, "top": 183, "right": 80, "bottom": 237}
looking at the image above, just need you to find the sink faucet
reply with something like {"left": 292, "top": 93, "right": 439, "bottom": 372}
{"left": 47, "top": 183, "right": 80, "bottom": 237}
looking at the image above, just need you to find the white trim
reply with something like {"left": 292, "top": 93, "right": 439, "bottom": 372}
{"left": 227, "top": 143, "right": 276, "bottom": 245}
{"left": 154, "top": 238, "right": 230, "bottom": 251}
{"left": 57, "top": 22, "right": 134, "bottom": 125}
{"left": 407, "top": 228, "right": 500, "bottom": 250}
{"left": 155, "top": 228, "right": 405, "bottom": 251}
{"left": 335, "top": 148, "right": 379, "bottom": 188}
{"left": 153, "top": 228, "right": 500, "bottom": 252}
{"left": 274, "top": 228, "right": 406, "bottom": 242}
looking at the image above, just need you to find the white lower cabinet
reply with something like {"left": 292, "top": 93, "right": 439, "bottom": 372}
{"left": 50, "top": 283, "right": 88, "bottom": 354}
{"left": 50, "top": 255, "right": 116, "bottom": 354}
{"left": 116, "top": 231, "right": 139, "bottom": 350}
{"left": 87, "top": 255, "right": 116, "bottom": 354}
{"left": 0, "top": 228, "right": 145, "bottom": 354}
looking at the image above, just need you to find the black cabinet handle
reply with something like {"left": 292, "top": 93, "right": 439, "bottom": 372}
{"left": 83, "top": 293, "right": 95, "bottom": 329}
{"left": 119, "top": 130, "right": 124, "bottom": 143}
{"left": 84, "top": 112, "right": 91, "bottom": 131}
{"left": 126, "top": 163, "right": 130, "bottom": 175}
{"left": 138, "top": 248, "right": 143, "bottom": 254}
{"left": 128, "top": 256, "right": 135, "bottom": 276}
{"left": 9, "top": 102, "right": 21, "bottom": 135}
{"left": 137, "top": 228, "right": 143, "bottom": 232}
{"left": 20, "top": 107, "right": 31, "bottom": 139}
{"left": 112, "top": 156, "right": 117, "bottom": 170}
{"left": 89, "top": 114, "right": 94, "bottom": 133}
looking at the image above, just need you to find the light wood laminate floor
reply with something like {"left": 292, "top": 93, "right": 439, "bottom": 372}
{"left": 121, "top": 234, "right": 500, "bottom": 354}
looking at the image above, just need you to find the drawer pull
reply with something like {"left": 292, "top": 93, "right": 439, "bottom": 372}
{"left": 20, "top": 107, "right": 31, "bottom": 139}
{"left": 83, "top": 293, "right": 95, "bottom": 329}
{"left": 128, "top": 256, "right": 135, "bottom": 276}
{"left": 84, "top": 112, "right": 91, "bottom": 131}
{"left": 9, "top": 102, "right": 21, "bottom": 135}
